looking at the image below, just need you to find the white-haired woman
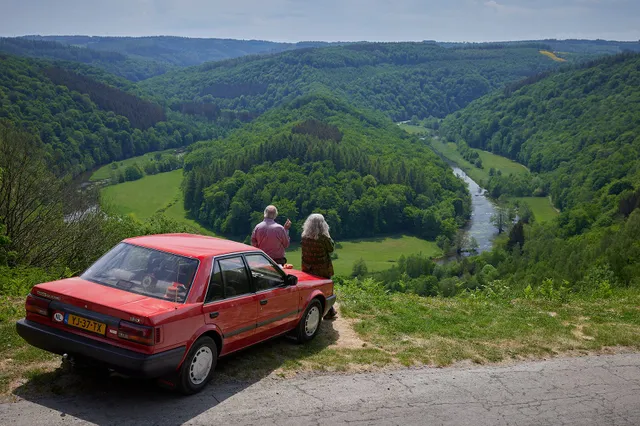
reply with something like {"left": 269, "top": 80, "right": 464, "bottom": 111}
{"left": 301, "top": 213, "right": 337, "bottom": 319}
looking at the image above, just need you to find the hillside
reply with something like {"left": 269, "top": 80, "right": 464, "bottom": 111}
{"left": 0, "top": 38, "right": 174, "bottom": 81}
{"left": 23, "top": 35, "right": 337, "bottom": 67}
{"left": 0, "top": 54, "right": 230, "bottom": 176}
{"left": 182, "top": 94, "right": 471, "bottom": 241}
{"left": 138, "top": 42, "right": 565, "bottom": 121}
{"left": 441, "top": 53, "right": 640, "bottom": 217}
{"left": 433, "top": 52, "right": 640, "bottom": 290}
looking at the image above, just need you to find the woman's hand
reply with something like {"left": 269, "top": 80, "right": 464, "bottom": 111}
{"left": 284, "top": 219, "right": 292, "bottom": 230}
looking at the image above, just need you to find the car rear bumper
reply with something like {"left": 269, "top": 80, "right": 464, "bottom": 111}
{"left": 324, "top": 294, "right": 337, "bottom": 316}
{"left": 16, "top": 319, "right": 185, "bottom": 378}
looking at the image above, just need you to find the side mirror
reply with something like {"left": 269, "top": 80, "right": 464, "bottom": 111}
{"left": 285, "top": 274, "right": 298, "bottom": 287}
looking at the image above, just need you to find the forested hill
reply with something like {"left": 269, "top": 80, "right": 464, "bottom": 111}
{"left": 0, "top": 54, "right": 231, "bottom": 176}
{"left": 182, "top": 93, "right": 471, "bottom": 241}
{"left": 441, "top": 52, "right": 640, "bottom": 232}
{"left": 23, "top": 35, "right": 337, "bottom": 68}
{"left": 0, "top": 38, "right": 174, "bottom": 82}
{"left": 138, "top": 42, "right": 565, "bottom": 121}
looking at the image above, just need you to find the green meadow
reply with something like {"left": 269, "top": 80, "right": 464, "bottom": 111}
{"left": 90, "top": 149, "right": 179, "bottom": 181}
{"left": 513, "top": 197, "right": 559, "bottom": 223}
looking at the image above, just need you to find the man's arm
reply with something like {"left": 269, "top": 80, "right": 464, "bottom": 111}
{"left": 251, "top": 226, "right": 259, "bottom": 247}
{"left": 279, "top": 226, "right": 290, "bottom": 249}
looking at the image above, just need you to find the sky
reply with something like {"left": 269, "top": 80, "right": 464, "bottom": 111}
{"left": 1, "top": 0, "right": 638, "bottom": 42}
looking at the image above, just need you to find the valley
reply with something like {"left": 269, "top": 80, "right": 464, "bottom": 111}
{"left": 1, "top": 33, "right": 640, "bottom": 398}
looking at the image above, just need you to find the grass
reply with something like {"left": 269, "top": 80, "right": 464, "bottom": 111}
{"left": 397, "top": 123, "right": 430, "bottom": 135}
{"left": 539, "top": 50, "right": 567, "bottom": 62}
{"left": 101, "top": 169, "right": 183, "bottom": 221}
{"left": 512, "top": 197, "right": 559, "bottom": 222}
{"left": 286, "top": 235, "right": 441, "bottom": 276}
{"left": 427, "top": 138, "right": 528, "bottom": 186}
{"left": 337, "top": 279, "right": 640, "bottom": 368}
{"left": 90, "top": 149, "right": 178, "bottom": 181}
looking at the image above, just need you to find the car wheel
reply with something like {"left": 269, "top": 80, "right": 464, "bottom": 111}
{"left": 295, "top": 299, "right": 323, "bottom": 343}
{"left": 176, "top": 336, "right": 217, "bottom": 395}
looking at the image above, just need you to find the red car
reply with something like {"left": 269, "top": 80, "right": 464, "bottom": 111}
{"left": 16, "top": 234, "right": 335, "bottom": 394}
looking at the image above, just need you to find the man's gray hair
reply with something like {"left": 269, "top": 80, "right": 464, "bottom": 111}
{"left": 302, "top": 213, "right": 331, "bottom": 240}
{"left": 264, "top": 205, "right": 278, "bottom": 219}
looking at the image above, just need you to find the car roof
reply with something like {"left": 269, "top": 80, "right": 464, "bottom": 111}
{"left": 123, "top": 233, "right": 257, "bottom": 259}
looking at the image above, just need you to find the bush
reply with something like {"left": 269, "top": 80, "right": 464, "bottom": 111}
{"left": 352, "top": 258, "right": 368, "bottom": 278}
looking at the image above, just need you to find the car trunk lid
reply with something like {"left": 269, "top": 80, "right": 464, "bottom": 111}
{"left": 33, "top": 277, "right": 178, "bottom": 324}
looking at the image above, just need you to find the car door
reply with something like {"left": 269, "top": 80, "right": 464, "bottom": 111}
{"left": 245, "top": 253, "right": 299, "bottom": 340}
{"left": 202, "top": 256, "right": 258, "bottom": 355}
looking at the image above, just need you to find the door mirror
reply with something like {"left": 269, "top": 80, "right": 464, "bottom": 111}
{"left": 285, "top": 274, "right": 298, "bottom": 287}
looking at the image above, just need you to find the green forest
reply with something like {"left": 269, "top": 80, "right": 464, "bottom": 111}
{"left": 420, "top": 52, "right": 640, "bottom": 297}
{"left": 182, "top": 94, "right": 471, "bottom": 241}
{"left": 138, "top": 43, "right": 565, "bottom": 121}
{"left": 0, "top": 54, "right": 238, "bottom": 176}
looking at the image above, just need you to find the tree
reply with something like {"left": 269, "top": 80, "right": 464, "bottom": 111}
{"left": 491, "top": 207, "right": 513, "bottom": 234}
{"left": 507, "top": 220, "right": 525, "bottom": 250}
{"left": 0, "top": 123, "right": 104, "bottom": 268}
{"left": 352, "top": 258, "right": 368, "bottom": 278}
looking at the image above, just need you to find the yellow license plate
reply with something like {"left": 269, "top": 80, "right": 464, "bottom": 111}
{"left": 66, "top": 314, "right": 106, "bottom": 335}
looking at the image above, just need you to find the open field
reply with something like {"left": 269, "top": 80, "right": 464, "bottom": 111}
{"left": 513, "top": 197, "right": 559, "bottom": 222}
{"left": 90, "top": 149, "right": 179, "bottom": 181}
{"left": 100, "top": 169, "right": 216, "bottom": 236}
{"left": 287, "top": 235, "right": 441, "bottom": 277}
{"left": 427, "top": 138, "right": 528, "bottom": 186}
{"left": 397, "top": 123, "right": 430, "bottom": 135}
{"left": 100, "top": 169, "right": 183, "bottom": 220}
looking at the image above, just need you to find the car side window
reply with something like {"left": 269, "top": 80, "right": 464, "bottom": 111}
{"left": 245, "top": 254, "right": 285, "bottom": 291}
{"left": 205, "top": 261, "right": 224, "bottom": 303}
{"left": 218, "top": 256, "right": 252, "bottom": 298}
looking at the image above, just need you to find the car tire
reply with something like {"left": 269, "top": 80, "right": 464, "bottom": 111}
{"left": 295, "top": 299, "right": 323, "bottom": 343}
{"left": 176, "top": 336, "right": 217, "bottom": 395}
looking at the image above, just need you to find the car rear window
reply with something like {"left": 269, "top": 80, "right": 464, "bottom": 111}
{"left": 81, "top": 243, "right": 199, "bottom": 303}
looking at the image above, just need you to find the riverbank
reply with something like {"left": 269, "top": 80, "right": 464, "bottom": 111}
{"left": 401, "top": 125, "right": 559, "bottom": 224}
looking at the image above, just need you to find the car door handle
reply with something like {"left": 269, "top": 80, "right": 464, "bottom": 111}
{"left": 260, "top": 299, "right": 268, "bottom": 306}
{"left": 209, "top": 312, "right": 219, "bottom": 319}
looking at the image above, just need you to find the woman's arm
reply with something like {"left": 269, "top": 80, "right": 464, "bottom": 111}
{"left": 324, "top": 236, "right": 335, "bottom": 254}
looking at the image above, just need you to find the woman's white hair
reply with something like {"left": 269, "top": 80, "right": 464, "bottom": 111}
{"left": 302, "top": 213, "right": 331, "bottom": 239}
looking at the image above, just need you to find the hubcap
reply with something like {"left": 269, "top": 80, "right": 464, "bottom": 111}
{"left": 304, "top": 306, "right": 320, "bottom": 337}
{"left": 189, "top": 346, "right": 213, "bottom": 385}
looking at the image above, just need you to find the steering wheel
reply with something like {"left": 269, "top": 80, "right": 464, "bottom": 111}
{"left": 141, "top": 274, "right": 157, "bottom": 291}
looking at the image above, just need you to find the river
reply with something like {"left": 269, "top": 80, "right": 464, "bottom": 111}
{"left": 452, "top": 166, "right": 498, "bottom": 252}
{"left": 435, "top": 165, "right": 499, "bottom": 263}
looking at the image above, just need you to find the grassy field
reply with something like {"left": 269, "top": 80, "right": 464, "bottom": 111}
{"left": 287, "top": 235, "right": 441, "bottom": 276}
{"left": 90, "top": 149, "right": 179, "bottom": 181}
{"left": 101, "top": 169, "right": 183, "bottom": 220}
{"left": 513, "top": 197, "right": 559, "bottom": 222}
{"left": 100, "top": 169, "right": 216, "bottom": 236}
{"left": 427, "top": 138, "right": 528, "bottom": 186}
{"left": 397, "top": 123, "right": 430, "bottom": 135}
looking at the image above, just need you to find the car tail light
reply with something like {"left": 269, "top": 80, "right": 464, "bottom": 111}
{"left": 117, "top": 321, "right": 154, "bottom": 345}
{"left": 26, "top": 294, "right": 51, "bottom": 316}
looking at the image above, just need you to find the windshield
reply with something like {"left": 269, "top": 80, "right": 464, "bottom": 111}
{"left": 81, "top": 243, "right": 199, "bottom": 303}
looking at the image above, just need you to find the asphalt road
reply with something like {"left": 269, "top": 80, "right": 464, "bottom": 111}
{"left": 1, "top": 353, "right": 639, "bottom": 426}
